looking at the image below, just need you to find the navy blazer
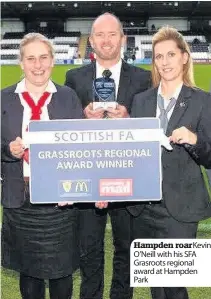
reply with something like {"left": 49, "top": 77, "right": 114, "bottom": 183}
{"left": 130, "top": 85, "right": 211, "bottom": 222}
{"left": 1, "top": 83, "right": 84, "bottom": 208}
{"left": 65, "top": 60, "right": 151, "bottom": 113}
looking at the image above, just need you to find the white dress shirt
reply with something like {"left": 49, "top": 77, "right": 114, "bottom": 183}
{"left": 96, "top": 59, "right": 122, "bottom": 99}
{"left": 15, "top": 78, "right": 57, "bottom": 177}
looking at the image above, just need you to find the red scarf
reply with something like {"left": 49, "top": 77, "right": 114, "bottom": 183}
{"left": 22, "top": 91, "right": 50, "bottom": 163}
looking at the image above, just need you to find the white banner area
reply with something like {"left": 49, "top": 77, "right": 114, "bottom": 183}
{"left": 25, "top": 129, "right": 172, "bottom": 150}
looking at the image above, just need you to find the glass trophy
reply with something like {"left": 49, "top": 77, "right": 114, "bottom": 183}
{"left": 93, "top": 69, "right": 117, "bottom": 110}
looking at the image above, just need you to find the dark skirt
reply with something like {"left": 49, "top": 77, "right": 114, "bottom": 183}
{"left": 1, "top": 199, "right": 79, "bottom": 279}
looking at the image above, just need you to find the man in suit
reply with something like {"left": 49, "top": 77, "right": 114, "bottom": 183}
{"left": 130, "top": 26, "right": 211, "bottom": 299}
{"left": 65, "top": 12, "right": 151, "bottom": 299}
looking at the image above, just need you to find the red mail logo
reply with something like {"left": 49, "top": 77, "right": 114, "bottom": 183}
{"left": 100, "top": 179, "right": 133, "bottom": 197}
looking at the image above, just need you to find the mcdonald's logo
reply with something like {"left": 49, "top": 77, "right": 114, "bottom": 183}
{"left": 59, "top": 179, "right": 91, "bottom": 198}
{"left": 75, "top": 181, "right": 88, "bottom": 192}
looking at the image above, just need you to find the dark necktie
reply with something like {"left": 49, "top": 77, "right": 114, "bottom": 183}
{"left": 22, "top": 91, "right": 50, "bottom": 163}
{"left": 102, "top": 69, "right": 112, "bottom": 79}
{"left": 102, "top": 70, "right": 112, "bottom": 118}
{"left": 157, "top": 95, "right": 177, "bottom": 133}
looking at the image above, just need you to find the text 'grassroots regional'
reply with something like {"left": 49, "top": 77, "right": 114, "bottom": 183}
{"left": 38, "top": 149, "right": 152, "bottom": 159}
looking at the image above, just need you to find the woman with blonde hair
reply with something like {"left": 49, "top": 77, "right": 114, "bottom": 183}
{"left": 130, "top": 26, "right": 211, "bottom": 299}
{"left": 151, "top": 26, "right": 195, "bottom": 88}
{"left": 1, "top": 32, "right": 83, "bottom": 299}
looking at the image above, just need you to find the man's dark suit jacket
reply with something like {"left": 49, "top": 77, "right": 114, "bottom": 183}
{"left": 65, "top": 60, "right": 151, "bottom": 113}
{"left": 1, "top": 83, "right": 84, "bottom": 208}
{"left": 65, "top": 60, "right": 151, "bottom": 216}
{"left": 130, "top": 85, "right": 211, "bottom": 222}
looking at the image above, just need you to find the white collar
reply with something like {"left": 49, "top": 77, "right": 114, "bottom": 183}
{"left": 15, "top": 78, "right": 57, "bottom": 94}
{"left": 158, "top": 82, "right": 183, "bottom": 100}
{"left": 96, "top": 59, "right": 122, "bottom": 77}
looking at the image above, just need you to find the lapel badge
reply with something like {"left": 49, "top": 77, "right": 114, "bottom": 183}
{"left": 180, "top": 102, "right": 186, "bottom": 108}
